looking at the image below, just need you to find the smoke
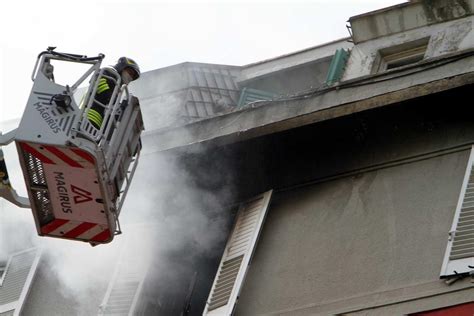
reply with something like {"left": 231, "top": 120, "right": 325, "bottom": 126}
{"left": 138, "top": 91, "right": 189, "bottom": 130}
{"left": 118, "top": 141, "right": 234, "bottom": 314}
{"left": 0, "top": 118, "right": 35, "bottom": 261}
{"left": 0, "top": 71, "right": 236, "bottom": 315}
{"left": 0, "top": 202, "right": 35, "bottom": 260}
{"left": 130, "top": 70, "right": 189, "bottom": 130}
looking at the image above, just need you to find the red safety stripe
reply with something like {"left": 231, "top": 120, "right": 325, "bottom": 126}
{"left": 91, "top": 229, "right": 111, "bottom": 242}
{"left": 71, "top": 149, "right": 95, "bottom": 165}
{"left": 62, "top": 222, "right": 97, "bottom": 239}
{"left": 41, "top": 219, "right": 69, "bottom": 234}
{"left": 44, "top": 145, "right": 83, "bottom": 168}
{"left": 20, "top": 143, "right": 54, "bottom": 164}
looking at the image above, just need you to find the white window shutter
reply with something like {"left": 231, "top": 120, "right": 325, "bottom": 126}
{"left": 98, "top": 237, "right": 149, "bottom": 316}
{"left": 203, "top": 190, "right": 273, "bottom": 316}
{"left": 0, "top": 248, "right": 41, "bottom": 316}
{"left": 441, "top": 146, "right": 474, "bottom": 277}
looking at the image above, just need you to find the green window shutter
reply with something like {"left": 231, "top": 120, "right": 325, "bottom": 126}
{"left": 237, "top": 88, "right": 276, "bottom": 107}
{"left": 325, "top": 48, "right": 350, "bottom": 86}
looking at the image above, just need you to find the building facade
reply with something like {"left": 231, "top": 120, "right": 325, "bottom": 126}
{"left": 146, "top": 0, "right": 474, "bottom": 314}
{"left": 1, "top": 0, "right": 474, "bottom": 315}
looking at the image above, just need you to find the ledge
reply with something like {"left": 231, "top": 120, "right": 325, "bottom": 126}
{"left": 142, "top": 53, "right": 474, "bottom": 154}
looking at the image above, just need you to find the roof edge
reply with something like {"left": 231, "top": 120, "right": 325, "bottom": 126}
{"left": 242, "top": 37, "right": 351, "bottom": 69}
{"left": 348, "top": 1, "right": 411, "bottom": 22}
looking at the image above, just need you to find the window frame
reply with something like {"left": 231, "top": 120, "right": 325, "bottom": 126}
{"left": 203, "top": 190, "right": 273, "bottom": 316}
{"left": 440, "top": 145, "right": 474, "bottom": 278}
{"left": 372, "top": 37, "right": 430, "bottom": 73}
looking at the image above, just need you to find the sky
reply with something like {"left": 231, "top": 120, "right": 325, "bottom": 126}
{"left": 0, "top": 0, "right": 406, "bottom": 122}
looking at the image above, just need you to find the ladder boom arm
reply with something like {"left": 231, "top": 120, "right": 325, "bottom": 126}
{"left": 0, "top": 129, "right": 17, "bottom": 146}
{"left": 0, "top": 146, "right": 30, "bottom": 208}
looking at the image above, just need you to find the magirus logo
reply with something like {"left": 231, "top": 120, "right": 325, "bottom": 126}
{"left": 32, "top": 91, "right": 76, "bottom": 135}
{"left": 53, "top": 172, "right": 93, "bottom": 214}
{"left": 71, "top": 185, "right": 93, "bottom": 204}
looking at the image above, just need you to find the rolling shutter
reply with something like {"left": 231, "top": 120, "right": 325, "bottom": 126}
{"left": 203, "top": 190, "right": 273, "bottom": 316}
{"left": 440, "top": 146, "right": 474, "bottom": 277}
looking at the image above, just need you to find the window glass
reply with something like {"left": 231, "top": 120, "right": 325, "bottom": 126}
{"left": 373, "top": 37, "right": 430, "bottom": 73}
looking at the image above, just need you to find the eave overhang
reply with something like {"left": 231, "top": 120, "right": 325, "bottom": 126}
{"left": 142, "top": 49, "right": 474, "bottom": 154}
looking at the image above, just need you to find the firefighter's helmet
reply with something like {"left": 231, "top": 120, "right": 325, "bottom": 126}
{"left": 114, "top": 57, "right": 140, "bottom": 80}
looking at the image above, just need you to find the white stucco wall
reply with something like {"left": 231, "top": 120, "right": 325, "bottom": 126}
{"left": 343, "top": 15, "right": 474, "bottom": 81}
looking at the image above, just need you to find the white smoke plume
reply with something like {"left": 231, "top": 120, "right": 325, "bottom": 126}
{"left": 0, "top": 71, "right": 235, "bottom": 315}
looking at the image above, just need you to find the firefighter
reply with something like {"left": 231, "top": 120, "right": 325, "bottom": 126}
{"left": 0, "top": 149, "right": 10, "bottom": 187}
{"left": 87, "top": 57, "right": 141, "bottom": 129}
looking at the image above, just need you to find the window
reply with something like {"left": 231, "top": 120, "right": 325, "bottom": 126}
{"left": 440, "top": 146, "right": 474, "bottom": 278}
{"left": 372, "top": 37, "right": 430, "bottom": 73}
{"left": 203, "top": 190, "right": 273, "bottom": 316}
{"left": 0, "top": 248, "right": 41, "bottom": 315}
{"left": 98, "top": 236, "right": 149, "bottom": 316}
{"left": 0, "top": 261, "right": 6, "bottom": 282}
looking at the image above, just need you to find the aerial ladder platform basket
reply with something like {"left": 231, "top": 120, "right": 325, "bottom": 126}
{"left": 0, "top": 48, "right": 144, "bottom": 245}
